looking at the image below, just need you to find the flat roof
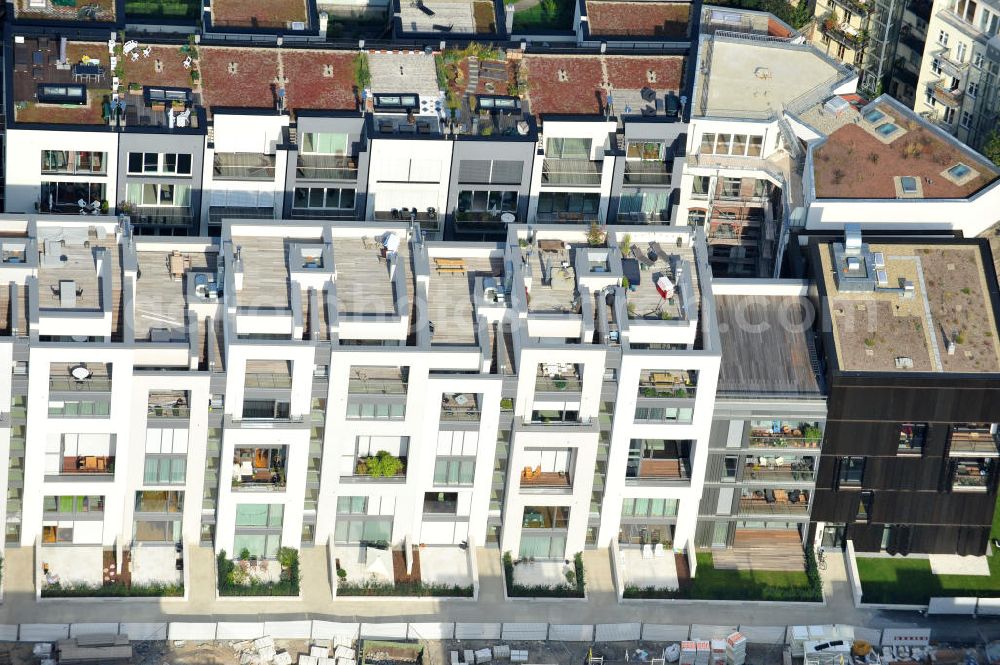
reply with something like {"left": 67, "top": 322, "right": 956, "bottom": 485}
{"left": 12, "top": 38, "right": 110, "bottom": 125}
{"left": 332, "top": 236, "right": 410, "bottom": 317}
{"left": 368, "top": 52, "right": 441, "bottom": 98}
{"left": 198, "top": 47, "right": 281, "bottom": 113}
{"left": 14, "top": 0, "right": 115, "bottom": 22}
{"left": 399, "top": 0, "right": 497, "bottom": 33}
{"left": 211, "top": 0, "right": 309, "bottom": 29}
{"left": 585, "top": 1, "right": 690, "bottom": 38}
{"left": 716, "top": 295, "right": 822, "bottom": 396}
{"left": 819, "top": 241, "right": 1000, "bottom": 374}
{"left": 521, "top": 54, "right": 685, "bottom": 116}
{"left": 282, "top": 49, "right": 358, "bottom": 112}
{"left": 696, "top": 38, "right": 845, "bottom": 117}
{"left": 812, "top": 98, "right": 1000, "bottom": 199}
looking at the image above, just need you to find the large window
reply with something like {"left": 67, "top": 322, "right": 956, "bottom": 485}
{"left": 292, "top": 187, "right": 355, "bottom": 210}
{"left": 536, "top": 192, "right": 600, "bottom": 217}
{"left": 41, "top": 150, "right": 107, "bottom": 174}
{"left": 433, "top": 457, "right": 476, "bottom": 486}
{"left": 698, "top": 133, "right": 763, "bottom": 157}
{"left": 301, "top": 132, "right": 349, "bottom": 154}
{"left": 545, "top": 137, "right": 592, "bottom": 159}
{"left": 40, "top": 182, "right": 107, "bottom": 213}
{"left": 213, "top": 153, "right": 276, "bottom": 180}
{"left": 43, "top": 495, "right": 104, "bottom": 517}
{"left": 456, "top": 189, "right": 518, "bottom": 220}
{"left": 522, "top": 506, "right": 569, "bottom": 529}
{"left": 457, "top": 160, "right": 524, "bottom": 185}
{"left": 634, "top": 406, "right": 693, "bottom": 424}
{"left": 48, "top": 399, "right": 111, "bottom": 417}
{"left": 127, "top": 152, "right": 192, "bottom": 175}
{"left": 125, "top": 182, "right": 192, "bottom": 207}
{"left": 233, "top": 504, "right": 283, "bottom": 558}
{"left": 144, "top": 455, "right": 187, "bottom": 485}
{"left": 242, "top": 399, "right": 291, "bottom": 420}
{"left": 346, "top": 401, "right": 405, "bottom": 420}
{"left": 621, "top": 498, "right": 678, "bottom": 518}
{"left": 135, "top": 490, "right": 184, "bottom": 513}
{"left": 334, "top": 496, "right": 391, "bottom": 543}
{"left": 838, "top": 457, "right": 865, "bottom": 487}
{"left": 423, "top": 491, "right": 458, "bottom": 515}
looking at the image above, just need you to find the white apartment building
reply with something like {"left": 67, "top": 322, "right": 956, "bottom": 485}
{"left": 0, "top": 213, "right": 719, "bottom": 592}
{"left": 915, "top": 0, "right": 1000, "bottom": 151}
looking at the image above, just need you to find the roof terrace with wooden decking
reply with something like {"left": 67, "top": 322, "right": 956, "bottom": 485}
{"left": 425, "top": 254, "right": 504, "bottom": 346}
{"left": 134, "top": 247, "right": 218, "bottom": 343}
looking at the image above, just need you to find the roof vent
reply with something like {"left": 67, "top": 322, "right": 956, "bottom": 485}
{"left": 844, "top": 223, "right": 862, "bottom": 255}
{"left": 824, "top": 96, "right": 850, "bottom": 115}
{"left": 895, "top": 357, "right": 914, "bottom": 369}
{"left": 846, "top": 256, "right": 861, "bottom": 272}
{"left": 557, "top": 69, "right": 568, "bottom": 82}
{"left": 872, "top": 251, "right": 885, "bottom": 268}
{"left": 227, "top": 62, "right": 239, "bottom": 75}
{"left": 646, "top": 69, "right": 657, "bottom": 83}
{"left": 323, "top": 64, "right": 334, "bottom": 77}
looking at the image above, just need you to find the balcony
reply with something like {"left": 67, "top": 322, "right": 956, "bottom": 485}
{"left": 232, "top": 447, "right": 287, "bottom": 492}
{"left": 747, "top": 423, "right": 823, "bottom": 449}
{"left": 624, "top": 161, "right": 672, "bottom": 186}
{"left": 949, "top": 425, "right": 1000, "bottom": 457}
{"left": 148, "top": 390, "right": 190, "bottom": 419}
{"left": 520, "top": 468, "right": 572, "bottom": 490}
{"left": 295, "top": 154, "right": 359, "bottom": 181}
{"left": 819, "top": 20, "right": 866, "bottom": 49}
{"left": 935, "top": 49, "right": 969, "bottom": 79}
{"left": 830, "top": 0, "right": 874, "bottom": 14}
{"left": 125, "top": 207, "right": 194, "bottom": 229}
{"left": 927, "top": 80, "right": 964, "bottom": 107}
{"left": 343, "top": 454, "right": 407, "bottom": 483}
{"left": 244, "top": 373, "right": 293, "bottom": 390}
{"left": 213, "top": 153, "right": 277, "bottom": 181}
{"left": 626, "top": 457, "right": 690, "bottom": 484}
{"left": 348, "top": 369, "right": 408, "bottom": 395}
{"left": 441, "top": 393, "right": 481, "bottom": 421}
{"left": 744, "top": 457, "right": 817, "bottom": 482}
{"left": 739, "top": 489, "right": 810, "bottom": 514}
{"left": 637, "top": 370, "right": 697, "bottom": 399}
{"left": 49, "top": 364, "right": 112, "bottom": 393}
{"left": 952, "top": 458, "right": 993, "bottom": 491}
{"left": 541, "top": 159, "right": 603, "bottom": 187}
{"left": 50, "top": 456, "right": 115, "bottom": 478}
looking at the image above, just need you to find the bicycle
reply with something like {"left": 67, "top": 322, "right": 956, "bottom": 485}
{"left": 816, "top": 547, "right": 828, "bottom": 571}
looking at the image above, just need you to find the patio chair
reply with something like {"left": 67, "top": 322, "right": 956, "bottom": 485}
{"left": 653, "top": 543, "right": 665, "bottom": 558}
{"left": 632, "top": 245, "right": 656, "bottom": 267}
{"left": 641, "top": 544, "right": 653, "bottom": 559}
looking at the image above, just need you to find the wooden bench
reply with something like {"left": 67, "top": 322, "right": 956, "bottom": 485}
{"left": 434, "top": 258, "right": 467, "bottom": 273}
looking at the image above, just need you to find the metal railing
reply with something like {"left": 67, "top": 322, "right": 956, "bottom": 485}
{"left": 348, "top": 378, "right": 407, "bottom": 394}
{"left": 535, "top": 376, "right": 583, "bottom": 392}
{"left": 49, "top": 378, "right": 113, "bottom": 392}
{"left": 244, "top": 373, "right": 293, "bottom": 389}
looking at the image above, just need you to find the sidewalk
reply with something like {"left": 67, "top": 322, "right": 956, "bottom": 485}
{"left": 1, "top": 545, "right": 997, "bottom": 641}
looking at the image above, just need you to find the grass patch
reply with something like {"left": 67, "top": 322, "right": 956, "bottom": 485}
{"left": 511, "top": 0, "right": 574, "bottom": 30}
{"left": 125, "top": 0, "right": 200, "bottom": 20}
{"left": 503, "top": 551, "right": 586, "bottom": 598}
{"left": 857, "top": 553, "right": 1000, "bottom": 605}
{"left": 991, "top": 492, "right": 1000, "bottom": 539}
{"left": 337, "top": 580, "right": 474, "bottom": 597}
{"left": 217, "top": 548, "right": 300, "bottom": 597}
{"left": 626, "top": 551, "right": 821, "bottom": 601}
{"left": 41, "top": 581, "right": 183, "bottom": 598}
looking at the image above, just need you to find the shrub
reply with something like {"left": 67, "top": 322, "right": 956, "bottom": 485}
{"left": 337, "top": 579, "right": 474, "bottom": 597}
{"left": 217, "top": 548, "right": 300, "bottom": 596}
{"left": 500, "top": 397, "right": 513, "bottom": 410}
{"left": 353, "top": 52, "right": 372, "bottom": 90}
{"left": 587, "top": 221, "right": 606, "bottom": 246}
{"left": 42, "top": 581, "right": 183, "bottom": 598}
{"left": 366, "top": 450, "right": 404, "bottom": 478}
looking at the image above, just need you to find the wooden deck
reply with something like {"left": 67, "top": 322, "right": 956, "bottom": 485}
{"left": 427, "top": 256, "right": 502, "bottom": 345}
{"left": 135, "top": 250, "right": 217, "bottom": 341}
{"left": 333, "top": 236, "right": 409, "bottom": 317}
{"left": 636, "top": 458, "right": 686, "bottom": 479}
{"left": 712, "top": 529, "right": 805, "bottom": 572}
{"left": 520, "top": 471, "right": 571, "bottom": 489}
{"left": 232, "top": 236, "right": 291, "bottom": 310}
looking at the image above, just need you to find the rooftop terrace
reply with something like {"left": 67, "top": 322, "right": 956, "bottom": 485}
{"left": 811, "top": 99, "right": 1000, "bottom": 199}
{"left": 14, "top": 0, "right": 116, "bottom": 23}
{"left": 332, "top": 234, "right": 413, "bottom": 318}
{"left": 716, "top": 294, "right": 822, "bottom": 396}
{"left": 197, "top": 47, "right": 280, "bottom": 113}
{"left": 399, "top": 0, "right": 497, "bottom": 33}
{"left": 585, "top": 1, "right": 690, "bottom": 38}
{"left": 819, "top": 241, "right": 1000, "bottom": 374}
{"left": 426, "top": 255, "right": 503, "bottom": 345}
{"left": 521, "top": 54, "right": 685, "bottom": 116}
{"left": 134, "top": 248, "right": 217, "bottom": 342}
{"left": 696, "top": 37, "right": 847, "bottom": 118}
{"left": 12, "top": 38, "right": 110, "bottom": 125}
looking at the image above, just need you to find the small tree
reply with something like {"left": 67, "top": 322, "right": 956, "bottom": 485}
{"left": 587, "top": 222, "right": 606, "bottom": 246}
{"left": 983, "top": 131, "right": 1000, "bottom": 167}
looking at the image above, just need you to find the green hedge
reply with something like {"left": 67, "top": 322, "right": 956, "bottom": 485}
{"left": 337, "top": 579, "right": 474, "bottom": 597}
{"left": 502, "top": 551, "right": 586, "bottom": 598}
{"left": 217, "top": 548, "right": 300, "bottom": 597}
{"left": 124, "top": 0, "right": 199, "bottom": 19}
{"left": 41, "top": 581, "right": 183, "bottom": 598}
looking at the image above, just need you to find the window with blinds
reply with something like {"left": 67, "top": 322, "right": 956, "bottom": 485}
{"left": 458, "top": 159, "right": 524, "bottom": 185}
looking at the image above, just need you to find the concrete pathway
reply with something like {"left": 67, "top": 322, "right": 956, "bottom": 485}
{"left": 1, "top": 545, "right": 999, "bottom": 643}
